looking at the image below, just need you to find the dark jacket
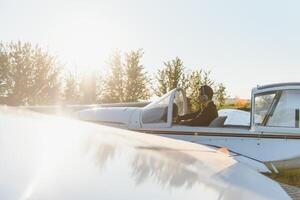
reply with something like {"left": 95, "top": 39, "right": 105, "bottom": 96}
{"left": 179, "top": 101, "right": 218, "bottom": 126}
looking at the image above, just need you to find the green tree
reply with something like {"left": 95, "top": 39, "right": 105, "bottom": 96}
{"left": 0, "top": 41, "right": 61, "bottom": 105}
{"left": 62, "top": 71, "right": 81, "bottom": 104}
{"left": 215, "top": 83, "right": 227, "bottom": 108}
{"left": 154, "top": 57, "right": 187, "bottom": 96}
{"left": 101, "top": 50, "right": 124, "bottom": 103}
{"left": 0, "top": 45, "right": 10, "bottom": 100}
{"left": 123, "top": 49, "right": 149, "bottom": 102}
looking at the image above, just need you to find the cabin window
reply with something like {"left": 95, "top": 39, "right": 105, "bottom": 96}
{"left": 267, "top": 90, "right": 300, "bottom": 128}
{"left": 254, "top": 92, "right": 276, "bottom": 125}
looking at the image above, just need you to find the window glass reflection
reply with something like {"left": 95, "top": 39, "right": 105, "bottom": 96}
{"left": 267, "top": 90, "right": 300, "bottom": 128}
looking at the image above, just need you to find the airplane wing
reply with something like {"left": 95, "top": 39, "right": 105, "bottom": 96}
{"left": 23, "top": 102, "right": 150, "bottom": 116}
{"left": 0, "top": 107, "right": 291, "bottom": 200}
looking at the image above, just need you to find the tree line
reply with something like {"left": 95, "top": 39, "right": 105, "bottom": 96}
{"left": 0, "top": 41, "right": 227, "bottom": 109}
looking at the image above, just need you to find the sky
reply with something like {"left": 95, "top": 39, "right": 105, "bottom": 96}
{"left": 1, "top": 0, "right": 300, "bottom": 98}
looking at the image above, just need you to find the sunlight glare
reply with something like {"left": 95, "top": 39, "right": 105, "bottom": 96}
{"left": 48, "top": 12, "right": 129, "bottom": 74}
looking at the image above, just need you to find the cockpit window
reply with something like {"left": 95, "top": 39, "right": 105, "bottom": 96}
{"left": 141, "top": 90, "right": 172, "bottom": 124}
{"left": 141, "top": 88, "right": 187, "bottom": 125}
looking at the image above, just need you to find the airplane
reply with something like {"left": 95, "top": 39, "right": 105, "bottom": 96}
{"left": 0, "top": 107, "right": 291, "bottom": 199}
{"left": 78, "top": 82, "right": 300, "bottom": 174}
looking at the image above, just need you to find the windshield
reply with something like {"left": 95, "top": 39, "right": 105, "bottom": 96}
{"left": 141, "top": 88, "right": 187, "bottom": 125}
{"left": 141, "top": 90, "right": 173, "bottom": 124}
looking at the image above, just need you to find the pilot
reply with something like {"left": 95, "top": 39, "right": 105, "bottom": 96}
{"left": 178, "top": 85, "right": 218, "bottom": 126}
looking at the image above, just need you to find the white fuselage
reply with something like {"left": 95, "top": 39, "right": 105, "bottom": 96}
{"left": 78, "top": 107, "right": 300, "bottom": 173}
{"left": 78, "top": 84, "right": 300, "bottom": 173}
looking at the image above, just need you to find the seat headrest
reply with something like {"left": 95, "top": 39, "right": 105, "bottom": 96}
{"left": 209, "top": 116, "right": 227, "bottom": 127}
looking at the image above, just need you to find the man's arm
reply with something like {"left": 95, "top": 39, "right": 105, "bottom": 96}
{"left": 180, "top": 113, "right": 211, "bottom": 126}
{"left": 178, "top": 111, "right": 199, "bottom": 121}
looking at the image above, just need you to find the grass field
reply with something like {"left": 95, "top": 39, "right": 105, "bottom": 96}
{"left": 267, "top": 169, "right": 300, "bottom": 188}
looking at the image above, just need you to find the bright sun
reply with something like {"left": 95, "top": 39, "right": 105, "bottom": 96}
{"left": 47, "top": 11, "right": 129, "bottom": 75}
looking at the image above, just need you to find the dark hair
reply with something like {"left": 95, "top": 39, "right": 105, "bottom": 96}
{"left": 200, "top": 85, "right": 214, "bottom": 100}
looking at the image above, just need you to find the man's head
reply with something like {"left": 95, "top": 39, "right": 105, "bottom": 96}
{"left": 199, "top": 85, "right": 214, "bottom": 103}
